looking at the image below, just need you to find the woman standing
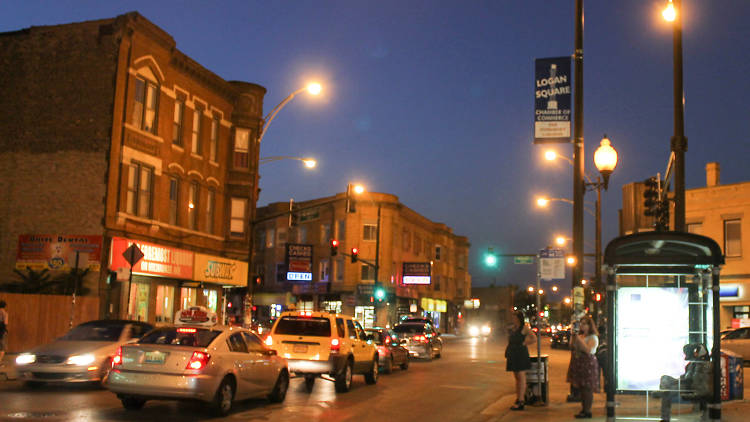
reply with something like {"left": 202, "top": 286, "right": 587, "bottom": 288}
{"left": 567, "top": 315, "right": 600, "bottom": 419}
{"left": 505, "top": 311, "right": 536, "bottom": 410}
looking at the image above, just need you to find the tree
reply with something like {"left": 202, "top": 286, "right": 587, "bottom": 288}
{"left": 1, "top": 267, "right": 56, "bottom": 293}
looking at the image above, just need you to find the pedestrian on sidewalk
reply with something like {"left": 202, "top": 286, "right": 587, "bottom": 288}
{"left": 567, "top": 314, "right": 599, "bottom": 419}
{"left": 505, "top": 310, "right": 536, "bottom": 410}
{"left": 0, "top": 300, "right": 8, "bottom": 364}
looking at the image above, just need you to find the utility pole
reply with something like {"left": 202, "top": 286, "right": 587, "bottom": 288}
{"left": 671, "top": 0, "right": 687, "bottom": 231}
{"left": 572, "top": 0, "right": 585, "bottom": 301}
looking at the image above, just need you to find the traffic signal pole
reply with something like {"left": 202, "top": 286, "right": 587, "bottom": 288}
{"left": 572, "top": 0, "right": 585, "bottom": 307}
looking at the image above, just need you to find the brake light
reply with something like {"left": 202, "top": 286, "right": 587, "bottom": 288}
{"left": 112, "top": 347, "right": 122, "bottom": 368}
{"left": 330, "top": 338, "right": 340, "bottom": 352}
{"left": 265, "top": 335, "right": 273, "bottom": 347}
{"left": 384, "top": 336, "right": 391, "bottom": 345}
{"left": 413, "top": 335, "right": 427, "bottom": 342}
{"left": 177, "top": 327, "right": 197, "bottom": 333}
{"left": 300, "top": 311, "right": 313, "bottom": 317}
{"left": 186, "top": 351, "right": 210, "bottom": 370}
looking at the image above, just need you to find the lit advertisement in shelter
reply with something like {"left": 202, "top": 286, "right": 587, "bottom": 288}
{"left": 615, "top": 287, "right": 713, "bottom": 391}
{"left": 403, "top": 262, "right": 431, "bottom": 285}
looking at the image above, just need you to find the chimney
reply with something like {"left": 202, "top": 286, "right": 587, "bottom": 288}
{"left": 706, "top": 162, "right": 720, "bottom": 187}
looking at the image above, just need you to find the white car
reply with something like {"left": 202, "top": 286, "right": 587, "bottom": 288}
{"left": 106, "top": 324, "right": 289, "bottom": 416}
{"left": 722, "top": 327, "right": 750, "bottom": 363}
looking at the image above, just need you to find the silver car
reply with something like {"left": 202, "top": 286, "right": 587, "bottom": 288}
{"left": 106, "top": 325, "right": 289, "bottom": 416}
{"left": 15, "top": 319, "right": 152, "bottom": 387}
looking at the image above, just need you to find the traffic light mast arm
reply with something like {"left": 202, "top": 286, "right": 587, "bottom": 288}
{"left": 342, "top": 251, "right": 378, "bottom": 270}
{"left": 252, "top": 196, "right": 344, "bottom": 225}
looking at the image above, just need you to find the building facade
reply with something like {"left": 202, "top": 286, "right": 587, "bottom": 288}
{"left": 620, "top": 163, "right": 749, "bottom": 329}
{"left": 252, "top": 191, "right": 471, "bottom": 332}
{"left": 0, "top": 13, "right": 265, "bottom": 324}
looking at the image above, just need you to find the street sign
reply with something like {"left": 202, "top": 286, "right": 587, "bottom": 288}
{"left": 539, "top": 248, "right": 565, "bottom": 280}
{"left": 123, "top": 244, "right": 144, "bottom": 267}
{"left": 573, "top": 286, "right": 585, "bottom": 306}
{"left": 534, "top": 56, "right": 572, "bottom": 144}
{"left": 514, "top": 256, "right": 534, "bottom": 265}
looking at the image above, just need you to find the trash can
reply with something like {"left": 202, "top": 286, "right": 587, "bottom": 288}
{"left": 525, "top": 355, "right": 549, "bottom": 404}
{"left": 720, "top": 350, "right": 744, "bottom": 401}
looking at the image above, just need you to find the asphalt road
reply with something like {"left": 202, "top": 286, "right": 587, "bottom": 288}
{"left": 0, "top": 337, "right": 568, "bottom": 422}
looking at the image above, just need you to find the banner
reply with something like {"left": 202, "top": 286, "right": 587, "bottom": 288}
{"left": 110, "top": 237, "right": 193, "bottom": 279}
{"left": 16, "top": 234, "right": 102, "bottom": 272}
{"left": 534, "top": 56, "right": 571, "bottom": 144}
{"left": 193, "top": 253, "right": 247, "bottom": 287}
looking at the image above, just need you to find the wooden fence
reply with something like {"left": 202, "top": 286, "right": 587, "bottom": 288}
{"left": 0, "top": 293, "right": 100, "bottom": 353}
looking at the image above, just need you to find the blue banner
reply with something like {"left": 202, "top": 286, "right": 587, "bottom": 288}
{"left": 534, "top": 56, "right": 571, "bottom": 144}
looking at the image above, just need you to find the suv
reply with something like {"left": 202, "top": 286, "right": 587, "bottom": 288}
{"left": 393, "top": 322, "right": 443, "bottom": 360}
{"left": 265, "top": 310, "right": 378, "bottom": 392}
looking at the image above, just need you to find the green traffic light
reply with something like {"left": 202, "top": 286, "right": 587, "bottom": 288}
{"left": 484, "top": 254, "right": 498, "bottom": 267}
{"left": 375, "top": 288, "right": 386, "bottom": 301}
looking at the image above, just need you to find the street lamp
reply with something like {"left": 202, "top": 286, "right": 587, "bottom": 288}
{"left": 258, "top": 82, "right": 323, "bottom": 143}
{"left": 259, "top": 156, "right": 317, "bottom": 169}
{"left": 593, "top": 135, "right": 618, "bottom": 189}
{"left": 536, "top": 196, "right": 594, "bottom": 217}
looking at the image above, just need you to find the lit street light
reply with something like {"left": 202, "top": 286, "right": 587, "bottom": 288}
{"left": 259, "top": 156, "right": 317, "bottom": 169}
{"left": 662, "top": 0, "right": 676, "bottom": 22}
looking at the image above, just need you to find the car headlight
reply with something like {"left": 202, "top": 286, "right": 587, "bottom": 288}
{"left": 481, "top": 325, "right": 492, "bottom": 335}
{"left": 16, "top": 353, "right": 36, "bottom": 365}
{"left": 468, "top": 326, "right": 480, "bottom": 337}
{"left": 67, "top": 354, "right": 96, "bottom": 366}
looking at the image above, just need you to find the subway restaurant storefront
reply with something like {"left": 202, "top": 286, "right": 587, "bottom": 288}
{"left": 109, "top": 237, "right": 247, "bottom": 325}
{"left": 420, "top": 297, "right": 447, "bottom": 332}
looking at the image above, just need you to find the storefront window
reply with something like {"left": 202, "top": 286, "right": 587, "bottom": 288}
{"left": 180, "top": 287, "right": 197, "bottom": 309}
{"left": 203, "top": 289, "right": 218, "bottom": 312}
{"left": 355, "top": 306, "right": 376, "bottom": 328}
{"left": 321, "top": 300, "right": 342, "bottom": 314}
{"left": 128, "top": 282, "right": 150, "bottom": 322}
{"left": 155, "top": 285, "right": 175, "bottom": 323}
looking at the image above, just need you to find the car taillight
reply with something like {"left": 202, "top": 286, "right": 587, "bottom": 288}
{"left": 186, "top": 351, "right": 210, "bottom": 370}
{"left": 265, "top": 335, "right": 273, "bottom": 347}
{"left": 330, "top": 338, "right": 340, "bottom": 352}
{"left": 112, "top": 347, "right": 123, "bottom": 368}
{"left": 414, "top": 335, "right": 427, "bottom": 342}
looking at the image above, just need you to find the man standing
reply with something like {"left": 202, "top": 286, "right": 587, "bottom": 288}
{"left": 0, "top": 300, "right": 8, "bottom": 365}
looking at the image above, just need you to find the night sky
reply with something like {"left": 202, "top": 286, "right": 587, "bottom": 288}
{"left": 2, "top": 1, "right": 748, "bottom": 297}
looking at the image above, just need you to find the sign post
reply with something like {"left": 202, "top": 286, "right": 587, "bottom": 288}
{"left": 123, "top": 243, "right": 144, "bottom": 319}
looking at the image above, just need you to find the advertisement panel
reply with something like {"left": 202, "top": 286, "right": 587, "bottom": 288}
{"left": 403, "top": 262, "right": 431, "bottom": 285}
{"left": 534, "top": 56, "right": 572, "bottom": 144}
{"left": 285, "top": 243, "right": 313, "bottom": 282}
{"left": 16, "top": 234, "right": 102, "bottom": 272}
{"left": 193, "top": 253, "right": 247, "bottom": 287}
{"left": 110, "top": 237, "right": 193, "bottom": 279}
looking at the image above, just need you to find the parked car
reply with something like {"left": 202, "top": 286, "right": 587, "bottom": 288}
{"left": 106, "top": 324, "right": 288, "bottom": 416}
{"left": 265, "top": 310, "right": 379, "bottom": 393}
{"left": 365, "top": 327, "right": 409, "bottom": 373}
{"left": 15, "top": 319, "right": 153, "bottom": 387}
{"left": 550, "top": 326, "right": 571, "bottom": 349}
{"left": 721, "top": 327, "right": 750, "bottom": 364}
{"left": 393, "top": 322, "right": 443, "bottom": 360}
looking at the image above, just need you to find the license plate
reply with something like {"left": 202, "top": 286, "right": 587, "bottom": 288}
{"left": 293, "top": 344, "right": 308, "bottom": 353}
{"left": 144, "top": 351, "right": 167, "bottom": 364}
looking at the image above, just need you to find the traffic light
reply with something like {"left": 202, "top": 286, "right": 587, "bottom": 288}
{"left": 351, "top": 247, "right": 359, "bottom": 263}
{"left": 643, "top": 177, "right": 659, "bottom": 217}
{"left": 331, "top": 239, "right": 339, "bottom": 256}
{"left": 484, "top": 247, "right": 498, "bottom": 267}
{"left": 594, "top": 292, "right": 602, "bottom": 302}
{"left": 374, "top": 285, "right": 386, "bottom": 302}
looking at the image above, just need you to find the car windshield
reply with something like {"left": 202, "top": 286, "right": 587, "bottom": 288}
{"left": 138, "top": 327, "right": 221, "bottom": 347}
{"left": 60, "top": 322, "right": 125, "bottom": 342}
{"left": 365, "top": 330, "right": 384, "bottom": 345}
{"left": 393, "top": 324, "right": 425, "bottom": 334}
{"left": 275, "top": 317, "right": 331, "bottom": 337}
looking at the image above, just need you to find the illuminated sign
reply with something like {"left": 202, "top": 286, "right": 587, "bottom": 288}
{"left": 403, "top": 262, "right": 431, "bottom": 285}
{"left": 285, "top": 243, "right": 313, "bottom": 283}
{"left": 720, "top": 285, "right": 740, "bottom": 297}
{"left": 194, "top": 253, "right": 247, "bottom": 287}
{"left": 110, "top": 237, "right": 193, "bottom": 279}
{"left": 287, "top": 272, "right": 313, "bottom": 281}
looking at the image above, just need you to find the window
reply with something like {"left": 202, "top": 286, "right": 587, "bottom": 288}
{"left": 155, "top": 285, "right": 175, "bottom": 323}
{"left": 234, "top": 128, "right": 250, "bottom": 168}
{"left": 168, "top": 177, "right": 179, "bottom": 225}
{"left": 336, "top": 318, "right": 346, "bottom": 338}
{"left": 337, "top": 219, "right": 346, "bottom": 240}
{"left": 206, "top": 188, "right": 215, "bottom": 234}
{"left": 361, "top": 264, "right": 375, "bottom": 281}
{"left": 188, "top": 182, "right": 199, "bottom": 230}
{"left": 414, "top": 235, "right": 422, "bottom": 255}
{"left": 180, "top": 287, "right": 197, "bottom": 309}
{"left": 725, "top": 219, "right": 742, "bottom": 257}
{"left": 402, "top": 229, "right": 411, "bottom": 251}
{"left": 336, "top": 258, "right": 344, "bottom": 281}
{"left": 227, "top": 333, "right": 249, "bottom": 353}
{"left": 203, "top": 289, "right": 218, "bottom": 312}
{"left": 321, "top": 224, "right": 331, "bottom": 245}
{"left": 230, "top": 198, "right": 247, "bottom": 236}
{"left": 687, "top": 223, "right": 702, "bottom": 234}
{"left": 346, "top": 320, "right": 357, "bottom": 339}
{"left": 297, "top": 226, "right": 308, "bottom": 243}
{"left": 434, "top": 275, "right": 440, "bottom": 291}
{"left": 277, "top": 228, "right": 287, "bottom": 243}
{"left": 191, "top": 107, "right": 203, "bottom": 155}
{"left": 209, "top": 117, "right": 219, "bottom": 162}
{"left": 319, "top": 260, "right": 330, "bottom": 282}
{"left": 435, "top": 245, "right": 442, "bottom": 261}
{"left": 242, "top": 332, "right": 265, "bottom": 352}
{"left": 126, "top": 162, "right": 153, "bottom": 218}
{"left": 132, "top": 76, "right": 159, "bottom": 134}
{"left": 363, "top": 224, "right": 378, "bottom": 241}
{"left": 266, "top": 228, "right": 275, "bottom": 248}
{"left": 172, "top": 99, "right": 184, "bottom": 146}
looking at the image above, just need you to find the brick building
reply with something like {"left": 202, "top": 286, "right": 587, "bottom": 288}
{"left": 252, "top": 191, "right": 472, "bottom": 332}
{"left": 0, "top": 13, "right": 265, "bottom": 324}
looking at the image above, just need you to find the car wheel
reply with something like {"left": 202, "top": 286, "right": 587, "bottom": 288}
{"left": 304, "top": 375, "right": 315, "bottom": 393}
{"left": 212, "top": 377, "right": 235, "bottom": 417}
{"left": 382, "top": 356, "right": 393, "bottom": 374}
{"left": 121, "top": 396, "right": 146, "bottom": 410}
{"left": 25, "top": 381, "right": 45, "bottom": 389}
{"left": 365, "top": 357, "right": 378, "bottom": 384}
{"left": 268, "top": 370, "right": 289, "bottom": 403}
{"left": 400, "top": 357, "right": 409, "bottom": 370}
{"left": 334, "top": 359, "right": 353, "bottom": 393}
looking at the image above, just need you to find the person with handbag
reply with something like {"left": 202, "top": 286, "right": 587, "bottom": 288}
{"left": 505, "top": 310, "right": 536, "bottom": 410}
{"left": 659, "top": 343, "right": 712, "bottom": 422}
{"left": 567, "top": 314, "right": 600, "bottom": 419}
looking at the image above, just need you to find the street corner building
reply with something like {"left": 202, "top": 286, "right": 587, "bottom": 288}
{"left": 252, "top": 192, "right": 472, "bottom": 333}
{"left": 0, "top": 12, "right": 267, "bottom": 326}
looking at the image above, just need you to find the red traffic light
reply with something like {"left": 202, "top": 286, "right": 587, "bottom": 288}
{"left": 332, "top": 239, "right": 339, "bottom": 247}
{"left": 351, "top": 247, "right": 359, "bottom": 263}
{"left": 594, "top": 293, "right": 602, "bottom": 302}
{"left": 331, "top": 239, "right": 339, "bottom": 256}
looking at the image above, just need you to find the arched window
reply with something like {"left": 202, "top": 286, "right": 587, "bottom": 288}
{"left": 132, "top": 66, "right": 160, "bottom": 134}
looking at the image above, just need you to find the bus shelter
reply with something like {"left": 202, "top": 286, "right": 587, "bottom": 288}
{"left": 603, "top": 232, "right": 723, "bottom": 421}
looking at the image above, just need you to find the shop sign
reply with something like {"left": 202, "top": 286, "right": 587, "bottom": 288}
{"left": 435, "top": 299, "right": 447, "bottom": 313}
{"left": 286, "top": 243, "right": 313, "bottom": 282}
{"left": 539, "top": 248, "right": 565, "bottom": 281}
{"left": 174, "top": 306, "right": 217, "bottom": 327}
{"left": 534, "top": 56, "right": 571, "bottom": 144}
{"left": 16, "top": 234, "right": 103, "bottom": 272}
{"left": 403, "top": 262, "right": 431, "bottom": 285}
{"left": 421, "top": 297, "right": 435, "bottom": 312}
{"left": 110, "top": 237, "right": 193, "bottom": 279}
{"left": 357, "top": 284, "right": 374, "bottom": 297}
{"left": 193, "top": 253, "right": 247, "bottom": 287}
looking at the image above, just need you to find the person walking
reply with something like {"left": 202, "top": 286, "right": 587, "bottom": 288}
{"left": 567, "top": 314, "right": 600, "bottom": 418}
{"left": 0, "top": 300, "right": 8, "bottom": 365}
{"left": 505, "top": 310, "right": 536, "bottom": 410}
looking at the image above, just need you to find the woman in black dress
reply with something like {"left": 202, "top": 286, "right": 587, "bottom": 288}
{"left": 505, "top": 310, "right": 535, "bottom": 410}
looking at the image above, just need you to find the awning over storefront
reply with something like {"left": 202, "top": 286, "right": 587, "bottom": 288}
{"left": 193, "top": 253, "right": 247, "bottom": 287}
{"left": 420, "top": 297, "right": 447, "bottom": 313}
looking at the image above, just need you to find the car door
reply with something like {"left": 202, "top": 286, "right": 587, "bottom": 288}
{"left": 226, "top": 332, "right": 258, "bottom": 397}
{"left": 242, "top": 331, "right": 277, "bottom": 395}
{"left": 387, "top": 329, "right": 407, "bottom": 364}
{"left": 345, "top": 319, "right": 358, "bottom": 360}
{"left": 723, "top": 328, "right": 750, "bottom": 360}
{"left": 354, "top": 321, "right": 371, "bottom": 371}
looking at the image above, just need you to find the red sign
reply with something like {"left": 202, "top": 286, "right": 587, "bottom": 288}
{"left": 16, "top": 235, "right": 103, "bottom": 271}
{"left": 110, "top": 237, "right": 193, "bottom": 279}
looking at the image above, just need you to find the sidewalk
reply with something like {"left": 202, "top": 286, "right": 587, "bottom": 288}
{"left": 0, "top": 353, "right": 18, "bottom": 381}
